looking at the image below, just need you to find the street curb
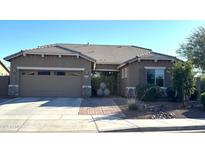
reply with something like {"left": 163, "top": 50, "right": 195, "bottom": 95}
{"left": 101, "top": 125, "right": 205, "bottom": 132}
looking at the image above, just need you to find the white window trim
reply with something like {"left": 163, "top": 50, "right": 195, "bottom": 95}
{"left": 145, "top": 66, "right": 166, "bottom": 70}
{"left": 82, "top": 85, "right": 91, "bottom": 88}
{"left": 121, "top": 67, "right": 128, "bottom": 79}
{"left": 8, "top": 85, "right": 19, "bottom": 87}
{"left": 17, "top": 66, "right": 85, "bottom": 71}
{"left": 124, "top": 67, "right": 128, "bottom": 78}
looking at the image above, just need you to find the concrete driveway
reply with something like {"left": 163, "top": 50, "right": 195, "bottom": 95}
{"left": 0, "top": 97, "right": 124, "bottom": 132}
{"left": 0, "top": 97, "right": 82, "bottom": 115}
{"left": 0, "top": 97, "right": 96, "bottom": 132}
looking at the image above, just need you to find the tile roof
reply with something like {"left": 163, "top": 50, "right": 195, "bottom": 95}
{"left": 4, "top": 43, "right": 177, "bottom": 65}
{"left": 58, "top": 44, "right": 153, "bottom": 64}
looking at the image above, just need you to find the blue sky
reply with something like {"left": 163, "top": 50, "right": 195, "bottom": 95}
{"left": 1, "top": 20, "right": 205, "bottom": 66}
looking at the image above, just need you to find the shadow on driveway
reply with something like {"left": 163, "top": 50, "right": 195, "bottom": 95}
{"left": 0, "top": 97, "right": 43, "bottom": 105}
{"left": 39, "top": 98, "right": 82, "bottom": 107}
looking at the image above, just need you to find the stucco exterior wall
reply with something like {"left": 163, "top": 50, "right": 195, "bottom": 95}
{"left": 119, "top": 66, "right": 128, "bottom": 96}
{"left": 120, "top": 60, "right": 173, "bottom": 97}
{"left": 9, "top": 55, "right": 92, "bottom": 97}
{"left": 95, "top": 64, "right": 118, "bottom": 70}
{"left": 128, "top": 60, "right": 173, "bottom": 86}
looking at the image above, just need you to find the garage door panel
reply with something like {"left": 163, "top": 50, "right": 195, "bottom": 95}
{"left": 20, "top": 71, "right": 82, "bottom": 97}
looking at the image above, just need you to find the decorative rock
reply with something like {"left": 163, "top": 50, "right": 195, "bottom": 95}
{"left": 150, "top": 111, "right": 176, "bottom": 119}
{"left": 100, "top": 82, "right": 106, "bottom": 90}
{"left": 104, "top": 88, "right": 110, "bottom": 96}
{"left": 97, "top": 89, "right": 104, "bottom": 97}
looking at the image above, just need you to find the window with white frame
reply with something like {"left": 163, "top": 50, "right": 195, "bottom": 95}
{"left": 121, "top": 69, "right": 124, "bottom": 79}
{"left": 121, "top": 67, "right": 128, "bottom": 79}
{"left": 124, "top": 67, "right": 128, "bottom": 78}
{"left": 146, "top": 68, "right": 165, "bottom": 87}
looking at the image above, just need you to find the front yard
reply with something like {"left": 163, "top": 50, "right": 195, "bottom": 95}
{"left": 113, "top": 98, "right": 205, "bottom": 119}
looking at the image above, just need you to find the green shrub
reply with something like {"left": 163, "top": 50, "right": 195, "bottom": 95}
{"left": 201, "top": 76, "right": 205, "bottom": 93}
{"left": 201, "top": 92, "right": 205, "bottom": 109}
{"left": 166, "top": 87, "right": 177, "bottom": 102}
{"left": 190, "top": 89, "right": 199, "bottom": 101}
{"left": 136, "top": 84, "right": 161, "bottom": 102}
{"left": 166, "top": 87, "right": 188, "bottom": 102}
{"left": 136, "top": 84, "right": 150, "bottom": 100}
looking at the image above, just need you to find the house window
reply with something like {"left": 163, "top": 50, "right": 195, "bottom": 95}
{"left": 121, "top": 67, "right": 128, "bottom": 79}
{"left": 146, "top": 69, "right": 165, "bottom": 87}
{"left": 121, "top": 69, "right": 124, "bottom": 79}
{"left": 54, "top": 71, "right": 65, "bottom": 76}
{"left": 38, "top": 71, "right": 50, "bottom": 75}
{"left": 124, "top": 67, "right": 128, "bottom": 78}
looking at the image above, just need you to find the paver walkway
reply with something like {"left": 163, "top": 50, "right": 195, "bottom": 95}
{"left": 79, "top": 98, "right": 124, "bottom": 116}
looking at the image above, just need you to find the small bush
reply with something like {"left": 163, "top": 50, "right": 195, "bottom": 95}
{"left": 136, "top": 84, "right": 161, "bottom": 102}
{"left": 201, "top": 76, "right": 205, "bottom": 93}
{"left": 190, "top": 89, "right": 199, "bottom": 101}
{"left": 136, "top": 84, "right": 149, "bottom": 100}
{"left": 166, "top": 87, "right": 177, "bottom": 102}
{"left": 201, "top": 92, "right": 205, "bottom": 109}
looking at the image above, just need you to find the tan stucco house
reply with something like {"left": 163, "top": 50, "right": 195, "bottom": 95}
{"left": 0, "top": 60, "right": 9, "bottom": 76}
{"left": 4, "top": 43, "right": 177, "bottom": 97}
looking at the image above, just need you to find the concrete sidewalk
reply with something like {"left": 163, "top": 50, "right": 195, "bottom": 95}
{"left": 0, "top": 115, "right": 205, "bottom": 132}
{"left": 102, "top": 118, "right": 205, "bottom": 132}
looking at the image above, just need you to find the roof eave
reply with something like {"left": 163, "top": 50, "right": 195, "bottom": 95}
{"left": 56, "top": 45, "right": 96, "bottom": 63}
{"left": 4, "top": 46, "right": 96, "bottom": 63}
{"left": 4, "top": 51, "right": 24, "bottom": 61}
{"left": 117, "top": 57, "right": 177, "bottom": 69}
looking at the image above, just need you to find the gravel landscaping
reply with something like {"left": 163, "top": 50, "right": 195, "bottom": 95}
{"left": 113, "top": 98, "right": 205, "bottom": 119}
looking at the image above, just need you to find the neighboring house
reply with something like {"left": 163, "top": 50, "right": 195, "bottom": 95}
{"left": 4, "top": 43, "right": 177, "bottom": 97}
{"left": 0, "top": 60, "right": 10, "bottom": 76}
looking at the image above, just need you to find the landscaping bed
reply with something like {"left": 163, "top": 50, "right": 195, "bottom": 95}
{"left": 113, "top": 98, "right": 205, "bottom": 119}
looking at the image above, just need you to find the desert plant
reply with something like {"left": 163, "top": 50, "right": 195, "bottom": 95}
{"left": 201, "top": 75, "right": 205, "bottom": 93}
{"left": 136, "top": 84, "right": 161, "bottom": 102}
{"left": 171, "top": 61, "right": 195, "bottom": 106}
{"left": 201, "top": 92, "right": 205, "bottom": 109}
{"left": 190, "top": 89, "right": 199, "bottom": 101}
{"left": 166, "top": 87, "right": 177, "bottom": 102}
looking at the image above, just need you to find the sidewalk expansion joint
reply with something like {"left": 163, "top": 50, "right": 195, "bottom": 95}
{"left": 91, "top": 115, "right": 100, "bottom": 133}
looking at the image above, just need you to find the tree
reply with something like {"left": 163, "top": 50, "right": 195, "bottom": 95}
{"left": 177, "top": 27, "right": 205, "bottom": 72}
{"left": 172, "top": 61, "right": 195, "bottom": 106}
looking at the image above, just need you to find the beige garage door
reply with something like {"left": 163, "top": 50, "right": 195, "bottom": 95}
{"left": 20, "top": 70, "right": 82, "bottom": 97}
